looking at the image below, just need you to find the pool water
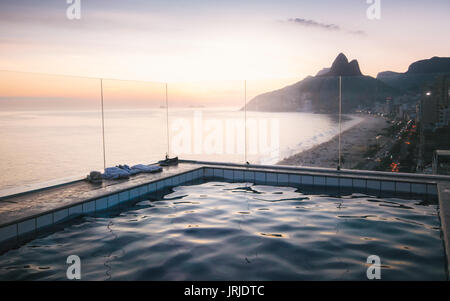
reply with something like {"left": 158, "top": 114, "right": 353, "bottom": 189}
{"left": 0, "top": 181, "right": 446, "bottom": 280}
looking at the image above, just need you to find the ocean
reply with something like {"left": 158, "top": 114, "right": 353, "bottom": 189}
{"left": 0, "top": 107, "right": 362, "bottom": 191}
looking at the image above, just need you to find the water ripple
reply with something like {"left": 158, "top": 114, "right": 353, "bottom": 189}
{"left": 0, "top": 181, "right": 445, "bottom": 280}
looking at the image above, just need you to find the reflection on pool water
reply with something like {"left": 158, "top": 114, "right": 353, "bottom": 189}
{"left": 0, "top": 181, "right": 446, "bottom": 280}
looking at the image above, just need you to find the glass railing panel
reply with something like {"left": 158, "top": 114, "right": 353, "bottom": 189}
{"left": 101, "top": 79, "right": 167, "bottom": 167}
{"left": 0, "top": 71, "right": 103, "bottom": 191}
{"left": 245, "top": 77, "right": 346, "bottom": 166}
{"left": 167, "top": 80, "right": 245, "bottom": 163}
{"left": 246, "top": 75, "right": 426, "bottom": 174}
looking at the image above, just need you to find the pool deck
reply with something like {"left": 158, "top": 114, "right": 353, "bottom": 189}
{"left": 0, "top": 163, "right": 200, "bottom": 226}
{"left": 1, "top": 160, "right": 450, "bottom": 277}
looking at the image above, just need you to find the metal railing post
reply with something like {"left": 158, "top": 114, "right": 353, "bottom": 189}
{"left": 165, "top": 83, "right": 170, "bottom": 158}
{"left": 244, "top": 80, "right": 248, "bottom": 164}
{"left": 100, "top": 78, "right": 106, "bottom": 170}
{"left": 338, "top": 76, "right": 342, "bottom": 170}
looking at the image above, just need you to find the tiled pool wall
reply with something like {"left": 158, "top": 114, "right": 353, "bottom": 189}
{"left": 0, "top": 166, "right": 439, "bottom": 246}
{"left": 203, "top": 167, "right": 438, "bottom": 197}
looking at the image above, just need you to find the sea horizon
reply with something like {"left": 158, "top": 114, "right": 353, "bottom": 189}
{"left": 0, "top": 106, "right": 361, "bottom": 191}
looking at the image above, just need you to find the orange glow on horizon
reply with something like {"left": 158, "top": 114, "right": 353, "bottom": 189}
{"left": 0, "top": 70, "right": 299, "bottom": 109}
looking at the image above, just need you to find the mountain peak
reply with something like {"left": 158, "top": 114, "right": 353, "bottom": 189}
{"left": 335, "top": 53, "right": 349, "bottom": 64}
{"left": 319, "top": 53, "right": 363, "bottom": 77}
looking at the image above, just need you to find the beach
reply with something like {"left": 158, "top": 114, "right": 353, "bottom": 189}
{"left": 278, "top": 115, "right": 391, "bottom": 169}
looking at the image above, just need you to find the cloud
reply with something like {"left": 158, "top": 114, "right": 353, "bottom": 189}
{"left": 288, "top": 18, "right": 340, "bottom": 31}
{"left": 287, "top": 18, "right": 366, "bottom": 35}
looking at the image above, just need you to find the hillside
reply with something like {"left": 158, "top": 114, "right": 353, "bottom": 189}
{"left": 245, "top": 53, "right": 399, "bottom": 113}
{"left": 377, "top": 56, "right": 450, "bottom": 93}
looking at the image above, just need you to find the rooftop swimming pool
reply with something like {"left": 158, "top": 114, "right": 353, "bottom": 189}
{"left": 0, "top": 180, "right": 446, "bottom": 280}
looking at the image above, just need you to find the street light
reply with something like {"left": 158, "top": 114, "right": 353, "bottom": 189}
{"left": 426, "top": 91, "right": 432, "bottom": 96}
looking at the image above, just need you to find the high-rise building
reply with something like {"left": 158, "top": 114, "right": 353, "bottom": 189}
{"left": 420, "top": 75, "right": 449, "bottom": 128}
{"left": 418, "top": 75, "right": 450, "bottom": 171}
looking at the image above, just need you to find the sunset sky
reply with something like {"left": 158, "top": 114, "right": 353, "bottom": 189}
{"left": 0, "top": 0, "right": 449, "bottom": 105}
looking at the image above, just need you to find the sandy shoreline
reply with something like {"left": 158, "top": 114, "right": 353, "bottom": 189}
{"left": 278, "top": 114, "right": 391, "bottom": 169}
